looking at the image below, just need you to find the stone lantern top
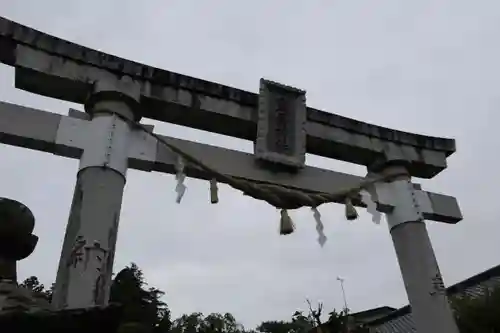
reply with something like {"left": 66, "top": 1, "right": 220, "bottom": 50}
{"left": 0, "top": 197, "right": 38, "bottom": 282}
{"left": 0, "top": 197, "right": 50, "bottom": 313}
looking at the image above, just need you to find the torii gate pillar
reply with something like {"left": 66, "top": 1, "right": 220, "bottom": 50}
{"left": 375, "top": 164, "right": 459, "bottom": 333}
{"left": 51, "top": 78, "right": 141, "bottom": 310}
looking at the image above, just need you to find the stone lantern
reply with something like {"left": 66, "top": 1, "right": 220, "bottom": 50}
{"left": 0, "top": 197, "right": 48, "bottom": 313}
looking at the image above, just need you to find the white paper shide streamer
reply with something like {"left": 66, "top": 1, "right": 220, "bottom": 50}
{"left": 360, "top": 189, "right": 381, "bottom": 224}
{"left": 311, "top": 207, "right": 327, "bottom": 247}
{"left": 175, "top": 156, "right": 187, "bottom": 203}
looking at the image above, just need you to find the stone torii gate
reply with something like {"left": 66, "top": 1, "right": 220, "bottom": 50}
{"left": 0, "top": 17, "right": 462, "bottom": 333}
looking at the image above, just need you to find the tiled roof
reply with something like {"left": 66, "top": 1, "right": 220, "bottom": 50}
{"left": 350, "top": 306, "right": 397, "bottom": 323}
{"left": 365, "top": 264, "right": 500, "bottom": 333}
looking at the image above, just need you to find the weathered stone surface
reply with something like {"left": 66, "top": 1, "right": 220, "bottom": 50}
{"left": 0, "top": 16, "right": 456, "bottom": 178}
{"left": 0, "top": 198, "right": 46, "bottom": 317}
{"left": 255, "top": 79, "right": 307, "bottom": 168}
{"left": 0, "top": 102, "right": 463, "bottom": 224}
{"left": 0, "top": 281, "right": 51, "bottom": 313}
{"left": 0, "top": 198, "right": 38, "bottom": 283}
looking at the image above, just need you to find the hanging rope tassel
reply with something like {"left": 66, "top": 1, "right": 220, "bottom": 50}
{"left": 312, "top": 207, "right": 327, "bottom": 247}
{"left": 279, "top": 209, "right": 295, "bottom": 235}
{"left": 127, "top": 118, "right": 406, "bottom": 229}
{"left": 210, "top": 178, "right": 219, "bottom": 204}
{"left": 175, "top": 156, "right": 187, "bottom": 203}
{"left": 344, "top": 197, "right": 358, "bottom": 220}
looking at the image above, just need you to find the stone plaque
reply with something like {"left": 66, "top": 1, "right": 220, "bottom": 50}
{"left": 255, "top": 79, "right": 307, "bottom": 169}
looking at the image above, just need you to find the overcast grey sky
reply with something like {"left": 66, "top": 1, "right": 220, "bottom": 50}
{"left": 1, "top": 0, "right": 500, "bottom": 328}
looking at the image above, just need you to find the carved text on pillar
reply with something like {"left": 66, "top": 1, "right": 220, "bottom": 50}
{"left": 430, "top": 273, "right": 446, "bottom": 296}
{"left": 67, "top": 236, "right": 86, "bottom": 268}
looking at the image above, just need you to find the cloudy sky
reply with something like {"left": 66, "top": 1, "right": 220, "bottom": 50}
{"left": 1, "top": 0, "right": 500, "bottom": 328}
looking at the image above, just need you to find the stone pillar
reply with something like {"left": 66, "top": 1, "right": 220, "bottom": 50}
{"left": 52, "top": 77, "right": 141, "bottom": 310}
{"left": 376, "top": 165, "right": 459, "bottom": 333}
{"left": 0, "top": 198, "right": 38, "bottom": 311}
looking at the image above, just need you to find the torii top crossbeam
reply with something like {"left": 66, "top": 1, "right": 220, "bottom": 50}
{"left": 0, "top": 16, "right": 454, "bottom": 179}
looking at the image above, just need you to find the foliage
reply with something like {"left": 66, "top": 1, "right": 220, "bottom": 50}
{"left": 20, "top": 264, "right": 500, "bottom": 333}
{"left": 257, "top": 320, "right": 296, "bottom": 333}
{"left": 19, "top": 275, "right": 53, "bottom": 302}
{"left": 451, "top": 285, "right": 500, "bottom": 333}
{"left": 257, "top": 310, "right": 315, "bottom": 333}
{"left": 21, "top": 265, "right": 353, "bottom": 333}
{"left": 324, "top": 309, "right": 349, "bottom": 333}
{"left": 110, "top": 263, "right": 171, "bottom": 332}
{"left": 170, "top": 312, "right": 247, "bottom": 333}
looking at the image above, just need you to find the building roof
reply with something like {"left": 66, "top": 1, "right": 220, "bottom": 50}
{"left": 349, "top": 306, "right": 397, "bottom": 324}
{"left": 364, "top": 263, "right": 500, "bottom": 332}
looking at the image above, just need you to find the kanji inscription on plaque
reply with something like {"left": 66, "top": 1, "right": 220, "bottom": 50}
{"left": 255, "top": 79, "right": 307, "bottom": 169}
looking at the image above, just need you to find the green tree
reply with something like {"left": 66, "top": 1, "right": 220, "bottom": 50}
{"left": 257, "top": 320, "right": 296, "bottom": 333}
{"left": 170, "top": 312, "right": 204, "bottom": 333}
{"left": 451, "top": 285, "right": 500, "bottom": 333}
{"left": 324, "top": 309, "right": 349, "bottom": 333}
{"left": 291, "top": 311, "right": 315, "bottom": 333}
{"left": 19, "top": 275, "right": 53, "bottom": 302}
{"left": 257, "top": 310, "right": 315, "bottom": 333}
{"left": 110, "top": 263, "right": 171, "bottom": 332}
{"left": 170, "top": 312, "right": 246, "bottom": 333}
{"left": 204, "top": 313, "right": 244, "bottom": 333}
{"left": 21, "top": 264, "right": 171, "bottom": 332}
